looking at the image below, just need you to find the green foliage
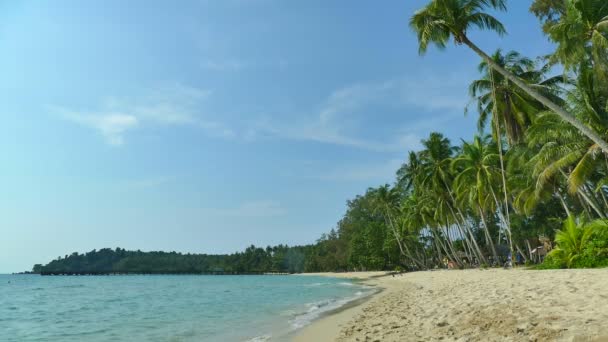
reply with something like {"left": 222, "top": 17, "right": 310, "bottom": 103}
{"left": 38, "top": 246, "right": 313, "bottom": 274}
{"left": 409, "top": 0, "right": 507, "bottom": 53}
{"left": 543, "top": 216, "right": 608, "bottom": 268}
{"left": 530, "top": 0, "right": 567, "bottom": 33}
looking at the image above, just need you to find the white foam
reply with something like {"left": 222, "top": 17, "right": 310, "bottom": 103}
{"left": 288, "top": 289, "right": 374, "bottom": 330}
{"left": 245, "top": 334, "right": 272, "bottom": 342}
{"left": 337, "top": 282, "right": 355, "bottom": 286}
{"left": 304, "top": 282, "right": 325, "bottom": 287}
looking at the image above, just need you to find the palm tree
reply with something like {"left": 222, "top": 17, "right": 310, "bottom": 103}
{"left": 468, "top": 49, "right": 565, "bottom": 264}
{"left": 525, "top": 64, "right": 608, "bottom": 218}
{"left": 373, "top": 185, "right": 425, "bottom": 268}
{"left": 507, "top": 143, "right": 573, "bottom": 217}
{"left": 452, "top": 135, "right": 503, "bottom": 262}
{"left": 409, "top": 0, "right": 608, "bottom": 153}
{"left": 469, "top": 49, "right": 563, "bottom": 145}
{"left": 417, "top": 132, "right": 488, "bottom": 265}
{"left": 546, "top": 0, "right": 608, "bottom": 77}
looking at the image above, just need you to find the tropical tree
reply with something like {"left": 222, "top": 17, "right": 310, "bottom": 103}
{"left": 468, "top": 49, "right": 564, "bottom": 145}
{"left": 545, "top": 0, "right": 608, "bottom": 77}
{"left": 409, "top": 0, "right": 608, "bottom": 153}
{"left": 452, "top": 135, "right": 504, "bottom": 261}
{"left": 412, "top": 132, "right": 488, "bottom": 265}
{"left": 524, "top": 62, "right": 608, "bottom": 218}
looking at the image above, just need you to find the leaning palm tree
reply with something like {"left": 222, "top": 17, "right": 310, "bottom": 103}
{"left": 409, "top": 0, "right": 608, "bottom": 153}
{"left": 372, "top": 185, "right": 426, "bottom": 267}
{"left": 469, "top": 49, "right": 563, "bottom": 145}
{"left": 417, "top": 132, "right": 489, "bottom": 264}
{"left": 525, "top": 63, "right": 608, "bottom": 218}
{"left": 468, "top": 49, "right": 565, "bottom": 265}
{"left": 452, "top": 135, "right": 503, "bottom": 262}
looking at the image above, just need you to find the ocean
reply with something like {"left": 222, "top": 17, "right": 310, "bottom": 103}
{"left": 0, "top": 274, "right": 372, "bottom": 341}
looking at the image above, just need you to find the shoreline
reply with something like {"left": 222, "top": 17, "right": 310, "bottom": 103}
{"left": 292, "top": 272, "right": 393, "bottom": 342}
{"left": 292, "top": 269, "right": 608, "bottom": 341}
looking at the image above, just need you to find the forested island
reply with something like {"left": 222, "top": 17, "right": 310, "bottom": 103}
{"left": 33, "top": 233, "right": 393, "bottom": 275}
{"left": 34, "top": 246, "right": 310, "bottom": 275}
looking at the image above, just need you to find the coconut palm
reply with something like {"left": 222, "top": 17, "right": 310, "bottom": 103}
{"left": 396, "top": 151, "right": 422, "bottom": 194}
{"left": 452, "top": 135, "right": 503, "bottom": 261}
{"left": 547, "top": 0, "right": 608, "bottom": 76}
{"left": 410, "top": 0, "right": 608, "bottom": 153}
{"left": 417, "top": 132, "right": 456, "bottom": 194}
{"left": 469, "top": 49, "right": 564, "bottom": 145}
{"left": 468, "top": 50, "right": 566, "bottom": 265}
{"left": 525, "top": 63, "right": 608, "bottom": 217}
{"left": 373, "top": 185, "right": 426, "bottom": 268}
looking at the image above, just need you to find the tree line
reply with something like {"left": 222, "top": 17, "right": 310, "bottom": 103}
{"left": 34, "top": 246, "right": 312, "bottom": 275}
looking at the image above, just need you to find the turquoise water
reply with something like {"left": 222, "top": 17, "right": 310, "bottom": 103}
{"left": 0, "top": 274, "right": 371, "bottom": 341}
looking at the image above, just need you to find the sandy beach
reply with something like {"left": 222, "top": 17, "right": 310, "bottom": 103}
{"left": 294, "top": 269, "right": 608, "bottom": 342}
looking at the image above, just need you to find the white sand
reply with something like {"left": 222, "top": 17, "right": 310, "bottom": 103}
{"left": 294, "top": 269, "right": 608, "bottom": 341}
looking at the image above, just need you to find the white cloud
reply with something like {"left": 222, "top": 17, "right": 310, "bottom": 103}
{"left": 201, "top": 200, "right": 286, "bottom": 218}
{"left": 57, "top": 109, "right": 138, "bottom": 146}
{"left": 254, "top": 119, "right": 419, "bottom": 152}
{"left": 54, "top": 83, "right": 234, "bottom": 146}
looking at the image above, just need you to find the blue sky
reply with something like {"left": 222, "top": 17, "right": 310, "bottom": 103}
{"left": 0, "top": 0, "right": 555, "bottom": 272}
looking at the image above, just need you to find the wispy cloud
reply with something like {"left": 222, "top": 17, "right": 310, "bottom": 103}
{"left": 54, "top": 83, "right": 234, "bottom": 145}
{"left": 250, "top": 70, "right": 470, "bottom": 152}
{"left": 56, "top": 109, "right": 138, "bottom": 146}
{"left": 200, "top": 200, "right": 286, "bottom": 218}
{"left": 253, "top": 119, "right": 420, "bottom": 152}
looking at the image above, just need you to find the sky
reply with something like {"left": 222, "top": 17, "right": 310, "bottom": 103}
{"left": 0, "top": 0, "right": 556, "bottom": 272}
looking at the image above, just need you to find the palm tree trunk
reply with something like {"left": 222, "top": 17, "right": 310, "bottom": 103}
{"left": 515, "top": 245, "right": 528, "bottom": 263}
{"left": 440, "top": 222, "right": 464, "bottom": 266}
{"left": 448, "top": 208, "right": 476, "bottom": 262}
{"left": 525, "top": 239, "right": 534, "bottom": 262}
{"left": 384, "top": 208, "right": 407, "bottom": 256}
{"left": 582, "top": 184, "right": 607, "bottom": 218}
{"left": 493, "top": 111, "right": 514, "bottom": 265}
{"left": 385, "top": 209, "right": 426, "bottom": 269}
{"left": 577, "top": 187, "right": 606, "bottom": 218}
{"left": 456, "top": 207, "right": 487, "bottom": 264}
{"left": 489, "top": 186, "right": 514, "bottom": 262}
{"left": 477, "top": 204, "right": 499, "bottom": 263}
{"left": 440, "top": 179, "right": 487, "bottom": 264}
{"left": 598, "top": 187, "right": 608, "bottom": 211}
{"left": 432, "top": 229, "right": 450, "bottom": 265}
{"left": 555, "top": 192, "right": 571, "bottom": 217}
{"left": 462, "top": 36, "right": 608, "bottom": 154}
{"left": 448, "top": 203, "right": 486, "bottom": 264}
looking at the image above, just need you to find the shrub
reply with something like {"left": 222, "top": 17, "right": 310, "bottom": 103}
{"left": 542, "top": 216, "right": 608, "bottom": 269}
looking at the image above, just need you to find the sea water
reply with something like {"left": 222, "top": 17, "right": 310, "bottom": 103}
{"left": 0, "top": 274, "right": 372, "bottom": 341}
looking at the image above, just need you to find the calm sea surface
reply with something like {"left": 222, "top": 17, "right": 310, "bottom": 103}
{"left": 0, "top": 274, "right": 371, "bottom": 341}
